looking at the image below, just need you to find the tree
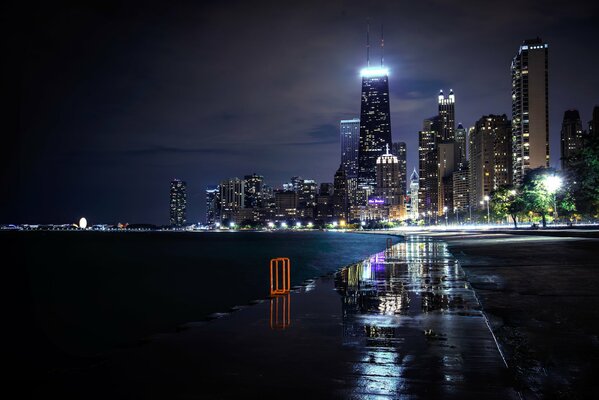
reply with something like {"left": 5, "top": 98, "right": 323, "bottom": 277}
{"left": 520, "top": 168, "right": 558, "bottom": 228}
{"left": 490, "top": 185, "right": 525, "bottom": 228}
{"left": 565, "top": 133, "right": 599, "bottom": 217}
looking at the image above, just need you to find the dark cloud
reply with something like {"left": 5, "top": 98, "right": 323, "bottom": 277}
{"left": 2, "top": 0, "right": 598, "bottom": 223}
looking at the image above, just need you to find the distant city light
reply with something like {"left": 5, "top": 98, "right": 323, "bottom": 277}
{"left": 332, "top": 221, "right": 338, "bottom": 227}
{"left": 229, "top": 222, "right": 236, "bottom": 228}
{"left": 215, "top": 222, "right": 221, "bottom": 228}
{"left": 281, "top": 222, "right": 288, "bottom": 229}
{"left": 340, "top": 220, "right": 346, "bottom": 227}
{"left": 360, "top": 67, "right": 389, "bottom": 77}
{"left": 307, "top": 222, "right": 313, "bottom": 228}
{"left": 295, "top": 222, "right": 301, "bottom": 228}
{"left": 268, "top": 222, "right": 275, "bottom": 228}
{"left": 79, "top": 217, "right": 87, "bottom": 229}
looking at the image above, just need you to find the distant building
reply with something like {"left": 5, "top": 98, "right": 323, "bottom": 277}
{"left": 418, "top": 116, "right": 441, "bottom": 214}
{"left": 470, "top": 115, "right": 512, "bottom": 208}
{"left": 244, "top": 173, "right": 264, "bottom": 208}
{"left": 220, "top": 178, "right": 244, "bottom": 222}
{"left": 452, "top": 165, "right": 470, "bottom": 215}
{"left": 455, "top": 123, "right": 468, "bottom": 167}
{"left": 409, "top": 169, "right": 419, "bottom": 220}
{"left": 375, "top": 145, "right": 402, "bottom": 206}
{"left": 512, "top": 38, "right": 549, "bottom": 185}
{"left": 392, "top": 142, "right": 407, "bottom": 197}
{"left": 438, "top": 89, "right": 456, "bottom": 141}
{"left": 560, "top": 110, "right": 584, "bottom": 169}
{"left": 332, "top": 165, "right": 348, "bottom": 220}
{"left": 590, "top": 106, "right": 599, "bottom": 138}
{"left": 298, "top": 179, "right": 317, "bottom": 209}
{"left": 274, "top": 190, "right": 298, "bottom": 212}
{"left": 205, "top": 185, "right": 220, "bottom": 225}
{"left": 340, "top": 118, "right": 360, "bottom": 179}
{"left": 358, "top": 67, "right": 392, "bottom": 195}
{"left": 438, "top": 142, "right": 459, "bottom": 214}
{"left": 169, "top": 179, "right": 187, "bottom": 227}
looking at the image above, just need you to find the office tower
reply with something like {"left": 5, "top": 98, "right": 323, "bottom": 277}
{"left": 205, "top": 185, "right": 220, "bottom": 225}
{"left": 298, "top": 179, "right": 317, "bottom": 209}
{"left": 274, "top": 190, "right": 298, "bottom": 211}
{"left": 470, "top": 115, "right": 512, "bottom": 208}
{"left": 375, "top": 145, "right": 401, "bottom": 205}
{"left": 418, "top": 116, "right": 441, "bottom": 214}
{"left": 392, "top": 142, "right": 407, "bottom": 197}
{"left": 319, "top": 183, "right": 334, "bottom": 196}
{"left": 409, "top": 169, "right": 419, "bottom": 220}
{"left": 452, "top": 165, "right": 469, "bottom": 215}
{"left": 243, "top": 173, "right": 264, "bottom": 208}
{"left": 316, "top": 183, "right": 333, "bottom": 220}
{"left": 512, "top": 38, "right": 549, "bottom": 184}
{"left": 455, "top": 123, "right": 468, "bottom": 166}
{"left": 438, "top": 89, "right": 456, "bottom": 141}
{"left": 340, "top": 118, "right": 360, "bottom": 178}
{"left": 560, "top": 110, "right": 584, "bottom": 169}
{"left": 169, "top": 179, "right": 187, "bottom": 227}
{"left": 219, "top": 178, "right": 244, "bottom": 222}
{"left": 438, "top": 142, "right": 459, "bottom": 213}
{"left": 332, "top": 165, "right": 348, "bottom": 219}
{"left": 357, "top": 67, "right": 392, "bottom": 193}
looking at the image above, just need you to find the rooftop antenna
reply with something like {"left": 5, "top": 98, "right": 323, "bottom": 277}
{"left": 366, "top": 21, "right": 370, "bottom": 67}
{"left": 380, "top": 24, "right": 384, "bottom": 67}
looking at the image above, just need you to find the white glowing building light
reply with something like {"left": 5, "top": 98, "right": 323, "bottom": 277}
{"left": 360, "top": 67, "right": 389, "bottom": 78}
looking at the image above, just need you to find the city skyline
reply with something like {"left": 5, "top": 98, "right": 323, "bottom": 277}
{"left": 2, "top": 1, "right": 598, "bottom": 224}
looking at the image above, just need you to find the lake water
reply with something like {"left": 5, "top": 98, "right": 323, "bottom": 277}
{"left": 2, "top": 230, "right": 399, "bottom": 377}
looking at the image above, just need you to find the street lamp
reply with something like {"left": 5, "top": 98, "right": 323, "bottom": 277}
{"left": 543, "top": 174, "right": 562, "bottom": 222}
{"left": 483, "top": 195, "right": 490, "bottom": 224}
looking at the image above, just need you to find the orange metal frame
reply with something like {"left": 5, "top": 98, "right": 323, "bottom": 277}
{"left": 270, "top": 257, "right": 291, "bottom": 296}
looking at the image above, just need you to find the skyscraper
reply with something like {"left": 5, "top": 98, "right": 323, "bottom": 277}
{"left": 357, "top": 66, "right": 392, "bottom": 193}
{"left": 205, "top": 185, "right": 220, "bottom": 225}
{"left": 332, "top": 165, "right": 348, "bottom": 220}
{"left": 409, "top": 169, "right": 419, "bottom": 220}
{"left": 418, "top": 116, "right": 441, "bottom": 214}
{"left": 560, "top": 110, "right": 584, "bottom": 169}
{"left": 243, "top": 173, "right": 264, "bottom": 208}
{"left": 590, "top": 106, "right": 599, "bottom": 138}
{"left": 169, "top": 179, "right": 187, "bottom": 227}
{"left": 512, "top": 38, "right": 549, "bottom": 184}
{"left": 455, "top": 123, "right": 468, "bottom": 167}
{"left": 392, "top": 142, "right": 407, "bottom": 197}
{"left": 375, "top": 145, "right": 401, "bottom": 206}
{"left": 438, "top": 89, "right": 456, "bottom": 141}
{"left": 219, "top": 178, "right": 244, "bottom": 223}
{"left": 340, "top": 118, "right": 360, "bottom": 178}
{"left": 470, "top": 115, "right": 512, "bottom": 208}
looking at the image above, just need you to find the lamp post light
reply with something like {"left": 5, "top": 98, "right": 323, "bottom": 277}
{"left": 484, "top": 195, "right": 490, "bottom": 224}
{"left": 543, "top": 174, "right": 562, "bottom": 223}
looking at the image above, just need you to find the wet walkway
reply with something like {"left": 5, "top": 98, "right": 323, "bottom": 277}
{"left": 57, "top": 236, "right": 518, "bottom": 399}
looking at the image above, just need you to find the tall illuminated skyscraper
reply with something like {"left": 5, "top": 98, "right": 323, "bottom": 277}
{"left": 340, "top": 118, "right": 360, "bottom": 179}
{"left": 357, "top": 27, "right": 392, "bottom": 195}
{"left": 512, "top": 38, "right": 549, "bottom": 184}
{"left": 205, "top": 185, "right": 220, "bottom": 225}
{"left": 438, "top": 89, "right": 455, "bottom": 141}
{"left": 170, "top": 179, "right": 187, "bottom": 227}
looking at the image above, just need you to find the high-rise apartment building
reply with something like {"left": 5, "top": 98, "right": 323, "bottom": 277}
{"left": 418, "top": 116, "right": 441, "bottom": 214}
{"left": 169, "top": 179, "right": 187, "bottom": 227}
{"left": 375, "top": 145, "right": 402, "bottom": 206}
{"left": 333, "top": 165, "right": 348, "bottom": 219}
{"left": 298, "top": 179, "right": 317, "bottom": 209}
{"left": 438, "top": 89, "right": 456, "bottom": 141}
{"left": 455, "top": 123, "right": 468, "bottom": 167}
{"left": 358, "top": 66, "right": 392, "bottom": 194}
{"left": 243, "top": 173, "right": 264, "bottom": 208}
{"left": 205, "top": 185, "right": 220, "bottom": 225}
{"left": 392, "top": 142, "right": 407, "bottom": 197}
{"left": 470, "top": 115, "right": 512, "bottom": 208}
{"left": 512, "top": 38, "right": 549, "bottom": 184}
{"left": 340, "top": 118, "right": 360, "bottom": 178}
{"left": 452, "top": 165, "right": 470, "bottom": 215}
{"left": 219, "top": 178, "right": 244, "bottom": 222}
{"left": 560, "top": 110, "right": 584, "bottom": 169}
{"left": 409, "top": 169, "right": 419, "bottom": 220}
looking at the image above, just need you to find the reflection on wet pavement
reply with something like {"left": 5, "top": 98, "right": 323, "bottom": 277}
{"left": 335, "top": 236, "right": 516, "bottom": 398}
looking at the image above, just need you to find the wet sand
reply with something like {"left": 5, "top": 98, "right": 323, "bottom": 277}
{"left": 425, "top": 230, "right": 599, "bottom": 398}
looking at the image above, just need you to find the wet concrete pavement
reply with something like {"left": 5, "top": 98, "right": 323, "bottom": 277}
{"left": 47, "top": 236, "right": 518, "bottom": 399}
{"left": 432, "top": 231, "right": 599, "bottom": 399}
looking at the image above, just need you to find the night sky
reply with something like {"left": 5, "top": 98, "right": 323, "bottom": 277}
{"left": 2, "top": 0, "right": 598, "bottom": 224}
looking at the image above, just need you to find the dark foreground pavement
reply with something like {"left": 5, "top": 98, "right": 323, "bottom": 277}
{"left": 434, "top": 230, "right": 599, "bottom": 399}
{"left": 37, "top": 237, "right": 517, "bottom": 399}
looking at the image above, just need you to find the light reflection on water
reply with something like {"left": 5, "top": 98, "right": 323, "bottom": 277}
{"left": 335, "top": 236, "right": 479, "bottom": 397}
